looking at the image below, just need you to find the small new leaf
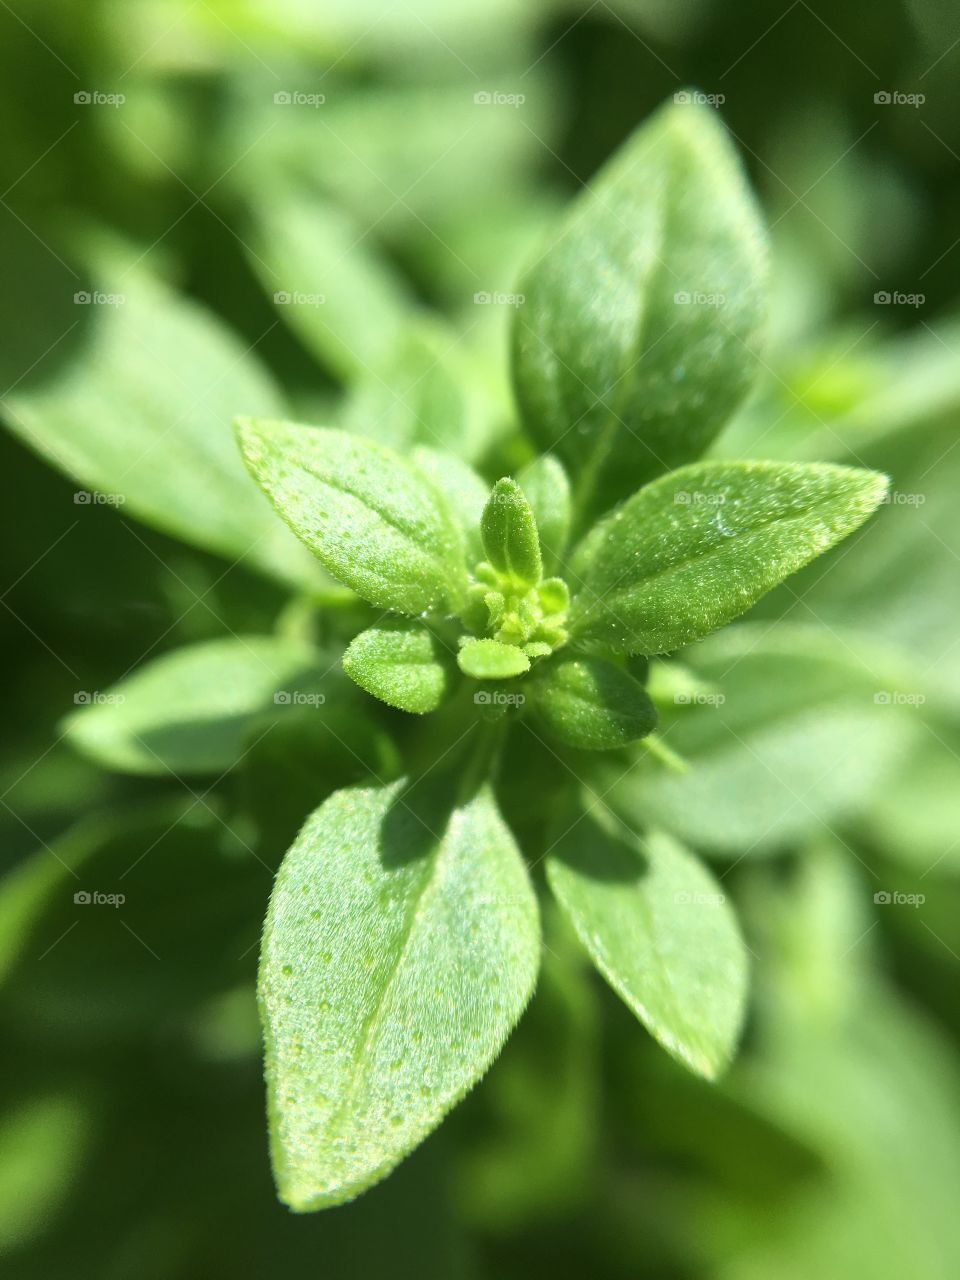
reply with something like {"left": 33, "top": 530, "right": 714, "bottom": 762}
{"left": 343, "top": 621, "right": 452, "bottom": 714}
{"left": 480, "top": 478, "right": 543, "bottom": 586}
{"left": 458, "top": 639, "right": 530, "bottom": 680}
{"left": 236, "top": 420, "right": 467, "bottom": 615}
{"left": 547, "top": 812, "right": 747, "bottom": 1079}
{"left": 259, "top": 780, "right": 540, "bottom": 1210}
{"left": 531, "top": 657, "right": 657, "bottom": 751}
{"left": 571, "top": 461, "right": 889, "bottom": 653}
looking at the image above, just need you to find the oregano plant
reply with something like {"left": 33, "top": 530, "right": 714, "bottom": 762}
{"left": 57, "top": 97, "right": 889, "bottom": 1213}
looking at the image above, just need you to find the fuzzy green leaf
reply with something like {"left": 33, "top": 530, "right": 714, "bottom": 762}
{"left": 62, "top": 637, "right": 325, "bottom": 775}
{"left": 458, "top": 639, "right": 530, "bottom": 680}
{"left": 601, "top": 623, "right": 920, "bottom": 856}
{"left": 512, "top": 98, "right": 768, "bottom": 514}
{"left": 530, "top": 657, "right": 657, "bottom": 751}
{"left": 236, "top": 419, "right": 467, "bottom": 615}
{"left": 480, "top": 478, "right": 542, "bottom": 585}
{"left": 2, "top": 266, "right": 320, "bottom": 588}
{"left": 246, "top": 183, "right": 413, "bottom": 382}
{"left": 259, "top": 780, "right": 540, "bottom": 1210}
{"left": 341, "top": 326, "right": 480, "bottom": 458}
{"left": 547, "top": 812, "right": 747, "bottom": 1079}
{"left": 413, "top": 447, "right": 488, "bottom": 565}
{"left": 571, "top": 461, "right": 888, "bottom": 653}
{"left": 517, "top": 455, "right": 572, "bottom": 575}
{"left": 343, "top": 621, "right": 452, "bottom": 714}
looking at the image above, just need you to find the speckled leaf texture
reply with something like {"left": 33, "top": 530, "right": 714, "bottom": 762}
{"left": 480, "top": 478, "right": 542, "bottom": 585}
{"left": 235, "top": 419, "right": 467, "bottom": 615}
{"left": 343, "top": 621, "right": 451, "bottom": 714}
{"left": 571, "top": 461, "right": 889, "bottom": 654}
{"left": 547, "top": 813, "right": 747, "bottom": 1079}
{"left": 259, "top": 780, "right": 540, "bottom": 1210}
{"left": 512, "top": 98, "right": 768, "bottom": 513}
{"left": 530, "top": 657, "right": 657, "bottom": 750}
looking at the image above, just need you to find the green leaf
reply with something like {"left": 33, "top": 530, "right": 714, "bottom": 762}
{"left": 62, "top": 637, "right": 325, "bottom": 775}
{"left": 259, "top": 779, "right": 540, "bottom": 1210}
{"left": 2, "top": 266, "right": 320, "bottom": 588}
{"left": 512, "top": 98, "right": 768, "bottom": 515}
{"left": 601, "top": 623, "right": 921, "bottom": 856}
{"left": 480, "top": 478, "right": 542, "bottom": 584}
{"left": 547, "top": 811, "right": 747, "bottom": 1079}
{"left": 245, "top": 183, "right": 414, "bottom": 382}
{"left": 412, "top": 447, "right": 488, "bottom": 565}
{"left": 458, "top": 639, "right": 530, "bottom": 680}
{"left": 571, "top": 461, "right": 888, "bottom": 653}
{"left": 341, "top": 327, "right": 473, "bottom": 457}
{"left": 343, "top": 621, "right": 453, "bottom": 714}
{"left": 236, "top": 419, "right": 468, "bottom": 614}
{"left": 0, "top": 1095, "right": 91, "bottom": 1254}
{"left": 517, "top": 455, "right": 572, "bottom": 575}
{"left": 530, "top": 657, "right": 657, "bottom": 751}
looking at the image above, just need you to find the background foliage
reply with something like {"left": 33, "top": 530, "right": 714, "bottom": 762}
{"left": 2, "top": 0, "right": 959, "bottom": 1276}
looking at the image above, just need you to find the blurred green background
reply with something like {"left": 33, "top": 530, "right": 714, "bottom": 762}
{"left": 2, "top": 1, "right": 959, "bottom": 1276}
